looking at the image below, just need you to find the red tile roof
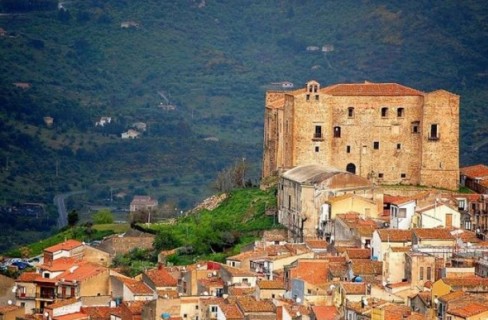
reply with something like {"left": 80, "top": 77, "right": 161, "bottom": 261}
{"left": 448, "top": 302, "right": 488, "bottom": 318}
{"left": 321, "top": 82, "right": 424, "bottom": 96}
{"left": 54, "top": 312, "right": 89, "bottom": 320}
{"left": 305, "top": 239, "right": 328, "bottom": 249}
{"left": 57, "top": 262, "right": 107, "bottom": 282}
{"left": 350, "top": 259, "right": 383, "bottom": 275}
{"left": 45, "top": 239, "right": 83, "bottom": 253}
{"left": 220, "top": 303, "right": 244, "bottom": 319}
{"left": 289, "top": 260, "right": 329, "bottom": 287}
{"left": 442, "top": 276, "right": 488, "bottom": 288}
{"left": 383, "top": 195, "right": 416, "bottom": 205}
{"left": 257, "top": 279, "right": 285, "bottom": 290}
{"left": 312, "top": 306, "right": 339, "bottom": 320}
{"left": 345, "top": 248, "right": 371, "bottom": 259}
{"left": 341, "top": 282, "right": 367, "bottom": 295}
{"left": 376, "top": 229, "right": 413, "bottom": 242}
{"left": 236, "top": 296, "right": 275, "bottom": 313}
{"left": 413, "top": 228, "right": 454, "bottom": 240}
{"left": 145, "top": 266, "right": 178, "bottom": 287}
{"left": 81, "top": 306, "right": 121, "bottom": 319}
{"left": 17, "top": 271, "right": 40, "bottom": 282}
{"left": 115, "top": 276, "right": 153, "bottom": 295}
{"left": 460, "top": 164, "right": 488, "bottom": 179}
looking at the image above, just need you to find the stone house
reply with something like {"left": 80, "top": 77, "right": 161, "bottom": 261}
{"left": 283, "top": 259, "right": 330, "bottom": 305}
{"left": 278, "top": 164, "right": 379, "bottom": 241}
{"left": 121, "top": 129, "right": 140, "bottom": 139}
{"left": 263, "top": 80, "right": 460, "bottom": 190}
{"left": 380, "top": 246, "right": 410, "bottom": 285}
{"left": 141, "top": 264, "right": 178, "bottom": 292}
{"left": 255, "top": 279, "right": 285, "bottom": 300}
{"left": 219, "top": 265, "right": 257, "bottom": 289}
{"left": 334, "top": 213, "right": 379, "bottom": 249}
{"left": 412, "top": 228, "right": 456, "bottom": 259}
{"left": 110, "top": 276, "right": 154, "bottom": 301}
{"left": 177, "top": 261, "right": 222, "bottom": 296}
{"left": 129, "top": 196, "right": 158, "bottom": 213}
{"left": 404, "top": 252, "right": 437, "bottom": 288}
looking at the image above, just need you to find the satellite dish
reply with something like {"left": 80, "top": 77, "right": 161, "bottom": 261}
{"left": 296, "top": 297, "right": 302, "bottom": 303}
{"left": 7, "top": 300, "right": 12, "bottom": 305}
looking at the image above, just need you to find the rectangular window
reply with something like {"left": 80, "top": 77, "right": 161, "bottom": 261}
{"left": 398, "top": 208, "right": 407, "bottom": 218}
{"left": 419, "top": 267, "right": 424, "bottom": 280}
{"left": 373, "top": 141, "right": 379, "bottom": 149}
{"left": 427, "top": 267, "right": 432, "bottom": 281}
{"left": 288, "top": 195, "right": 291, "bottom": 209}
{"left": 378, "top": 173, "right": 384, "bottom": 179}
{"left": 306, "top": 94, "right": 310, "bottom": 101}
{"left": 211, "top": 306, "right": 218, "bottom": 312}
{"left": 412, "top": 121, "right": 420, "bottom": 133}
{"left": 315, "top": 95, "right": 319, "bottom": 100}
{"left": 314, "top": 125, "right": 322, "bottom": 139}
{"left": 346, "top": 146, "right": 351, "bottom": 153}
{"left": 397, "top": 143, "right": 401, "bottom": 150}
{"left": 333, "top": 126, "right": 341, "bottom": 138}
{"left": 381, "top": 107, "right": 388, "bottom": 118}
{"left": 397, "top": 107, "right": 405, "bottom": 117}
{"left": 429, "top": 124, "right": 439, "bottom": 140}
{"left": 348, "top": 107, "right": 354, "bottom": 118}
{"left": 315, "top": 146, "right": 319, "bottom": 152}
{"left": 401, "top": 173, "right": 406, "bottom": 178}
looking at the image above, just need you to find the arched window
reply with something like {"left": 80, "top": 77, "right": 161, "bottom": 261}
{"left": 348, "top": 107, "right": 354, "bottom": 118}
{"left": 333, "top": 126, "right": 341, "bottom": 138}
{"left": 346, "top": 163, "right": 356, "bottom": 174}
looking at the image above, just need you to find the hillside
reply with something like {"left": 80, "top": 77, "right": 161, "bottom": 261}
{"left": 0, "top": 0, "right": 487, "bottom": 251}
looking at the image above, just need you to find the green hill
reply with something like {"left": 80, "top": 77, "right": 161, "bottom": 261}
{"left": 0, "top": 0, "right": 487, "bottom": 252}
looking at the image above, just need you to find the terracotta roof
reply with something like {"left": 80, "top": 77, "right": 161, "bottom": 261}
{"left": 257, "top": 279, "right": 285, "bottom": 290}
{"left": 350, "top": 259, "right": 383, "bottom": 275}
{"left": 442, "top": 276, "right": 488, "bottom": 287}
{"left": 17, "top": 271, "right": 40, "bottom": 282}
{"left": 56, "top": 262, "right": 107, "bottom": 282}
{"left": 378, "top": 303, "right": 414, "bottom": 320}
{"left": 45, "top": 297, "right": 79, "bottom": 309}
{"left": 123, "top": 301, "right": 146, "bottom": 314}
{"left": 438, "top": 290, "right": 466, "bottom": 302}
{"left": 376, "top": 229, "right": 413, "bottom": 242}
{"left": 115, "top": 276, "right": 153, "bottom": 295}
{"left": 236, "top": 296, "right": 275, "bottom": 313}
{"left": 227, "top": 249, "right": 265, "bottom": 262}
{"left": 228, "top": 286, "right": 255, "bottom": 296}
{"left": 157, "top": 290, "right": 179, "bottom": 298}
{"left": 390, "top": 246, "right": 411, "bottom": 253}
{"left": 81, "top": 306, "right": 121, "bottom": 319}
{"left": 413, "top": 228, "right": 454, "bottom": 240}
{"left": 383, "top": 194, "right": 416, "bottom": 205}
{"left": 341, "top": 282, "right": 367, "bottom": 295}
{"left": 198, "top": 277, "right": 225, "bottom": 288}
{"left": 220, "top": 303, "right": 244, "bottom": 320}
{"left": 221, "top": 264, "right": 257, "bottom": 277}
{"left": 460, "top": 164, "right": 488, "bottom": 179}
{"left": 311, "top": 306, "right": 339, "bottom": 320}
{"left": 0, "top": 305, "right": 21, "bottom": 314}
{"left": 345, "top": 248, "right": 370, "bottom": 259}
{"left": 54, "top": 312, "right": 89, "bottom": 320}
{"left": 321, "top": 82, "right": 424, "bottom": 96}
{"left": 448, "top": 302, "right": 488, "bottom": 318}
{"left": 145, "top": 266, "right": 178, "bottom": 287}
{"left": 305, "top": 239, "right": 328, "bottom": 249}
{"left": 45, "top": 239, "right": 83, "bottom": 253}
{"left": 40, "top": 257, "right": 80, "bottom": 271}
{"left": 289, "top": 260, "right": 329, "bottom": 287}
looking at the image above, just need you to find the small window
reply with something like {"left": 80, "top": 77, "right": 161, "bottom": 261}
{"left": 381, "top": 107, "right": 388, "bottom": 117}
{"left": 346, "top": 145, "right": 351, "bottom": 153}
{"left": 43, "top": 273, "right": 49, "bottom": 279}
{"left": 412, "top": 121, "right": 420, "bottom": 133}
{"left": 398, "top": 208, "right": 406, "bottom": 218}
{"left": 419, "top": 267, "right": 424, "bottom": 280}
{"left": 397, "top": 107, "right": 405, "bottom": 117}
{"left": 306, "top": 94, "right": 310, "bottom": 101}
{"left": 333, "top": 126, "right": 341, "bottom": 138}
{"left": 315, "top": 146, "right": 319, "bottom": 152}
{"left": 272, "top": 294, "right": 275, "bottom": 299}
{"left": 378, "top": 173, "right": 384, "bottom": 179}
{"left": 348, "top": 107, "right": 354, "bottom": 118}
{"left": 211, "top": 306, "right": 218, "bottom": 312}
{"left": 195, "top": 306, "right": 199, "bottom": 310}
{"left": 397, "top": 143, "right": 401, "bottom": 150}
{"left": 315, "top": 95, "right": 319, "bottom": 100}
{"left": 427, "top": 267, "right": 432, "bottom": 281}
{"left": 184, "top": 314, "right": 187, "bottom": 318}
{"left": 401, "top": 173, "right": 406, "bottom": 178}
{"left": 429, "top": 124, "right": 439, "bottom": 140}
{"left": 314, "top": 125, "right": 322, "bottom": 139}
{"left": 373, "top": 141, "right": 379, "bottom": 149}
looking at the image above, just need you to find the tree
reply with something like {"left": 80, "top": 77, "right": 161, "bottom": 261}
{"left": 67, "top": 209, "right": 79, "bottom": 227}
{"left": 93, "top": 208, "right": 114, "bottom": 224}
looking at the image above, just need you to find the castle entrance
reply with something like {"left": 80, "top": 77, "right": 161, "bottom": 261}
{"left": 346, "top": 163, "right": 356, "bottom": 174}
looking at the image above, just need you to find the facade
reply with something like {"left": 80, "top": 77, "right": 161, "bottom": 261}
{"left": 460, "top": 164, "right": 488, "bottom": 194}
{"left": 277, "top": 164, "right": 379, "bottom": 241}
{"left": 263, "top": 80, "right": 460, "bottom": 190}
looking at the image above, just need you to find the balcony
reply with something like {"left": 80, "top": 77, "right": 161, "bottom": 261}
{"left": 312, "top": 133, "right": 324, "bottom": 141}
{"left": 16, "top": 291, "right": 36, "bottom": 299}
{"left": 36, "top": 292, "right": 55, "bottom": 300}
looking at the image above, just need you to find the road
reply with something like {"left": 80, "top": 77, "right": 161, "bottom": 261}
{"left": 53, "top": 190, "right": 86, "bottom": 228}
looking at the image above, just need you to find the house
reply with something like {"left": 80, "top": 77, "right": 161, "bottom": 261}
{"left": 132, "top": 122, "right": 147, "bottom": 131}
{"left": 235, "top": 296, "right": 275, "bottom": 319}
{"left": 384, "top": 194, "right": 417, "bottom": 229}
{"left": 121, "top": 129, "right": 140, "bottom": 139}
{"left": 95, "top": 117, "right": 111, "bottom": 127}
{"left": 283, "top": 259, "right": 330, "bottom": 305}
{"left": 42, "top": 239, "right": 84, "bottom": 265}
{"left": 460, "top": 164, "right": 488, "bottom": 194}
{"left": 120, "top": 21, "right": 139, "bottom": 28}
{"left": 141, "top": 264, "right": 178, "bottom": 292}
{"left": 42, "top": 298, "right": 82, "bottom": 320}
{"left": 263, "top": 80, "right": 460, "bottom": 191}
{"left": 413, "top": 201, "right": 461, "bottom": 229}
{"left": 334, "top": 213, "right": 379, "bottom": 249}
{"left": 371, "top": 229, "right": 412, "bottom": 261}
{"left": 0, "top": 305, "right": 24, "bottom": 320}
{"left": 311, "top": 305, "right": 340, "bottom": 320}
{"left": 343, "top": 297, "right": 388, "bottom": 320}
{"left": 382, "top": 246, "right": 410, "bottom": 285}
{"left": 219, "top": 264, "right": 257, "bottom": 289}
{"left": 177, "top": 261, "right": 222, "bottom": 296}
{"left": 110, "top": 276, "right": 154, "bottom": 301}
{"left": 12, "top": 82, "right": 31, "bottom": 89}
{"left": 277, "top": 164, "right": 380, "bottom": 241}
{"left": 370, "top": 303, "right": 420, "bottom": 320}
{"left": 404, "top": 251, "right": 437, "bottom": 288}
{"left": 255, "top": 279, "right": 285, "bottom": 300}
{"left": 347, "top": 259, "right": 382, "bottom": 283}
{"left": 408, "top": 291, "right": 432, "bottom": 316}
{"left": 411, "top": 228, "right": 456, "bottom": 259}
{"left": 43, "top": 116, "right": 54, "bottom": 127}
{"left": 129, "top": 196, "right": 158, "bottom": 213}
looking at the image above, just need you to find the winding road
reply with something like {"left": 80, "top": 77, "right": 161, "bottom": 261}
{"left": 53, "top": 190, "right": 86, "bottom": 228}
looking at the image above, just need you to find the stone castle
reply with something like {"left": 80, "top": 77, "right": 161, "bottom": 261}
{"left": 262, "top": 80, "right": 460, "bottom": 190}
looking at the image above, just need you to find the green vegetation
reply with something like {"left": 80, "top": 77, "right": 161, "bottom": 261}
{"left": 93, "top": 208, "right": 115, "bottom": 224}
{"left": 0, "top": 0, "right": 487, "bottom": 252}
